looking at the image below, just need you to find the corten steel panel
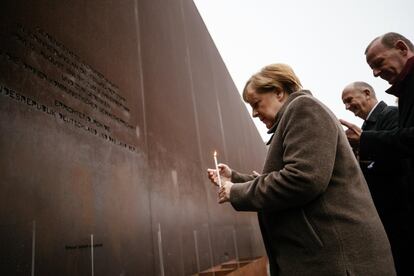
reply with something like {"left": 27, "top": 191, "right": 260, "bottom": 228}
{"left": 0, "top": 0, "right": 266, "bottom": 275}
{"left": 0, "top": 0, "right": 152, "bottom": 275}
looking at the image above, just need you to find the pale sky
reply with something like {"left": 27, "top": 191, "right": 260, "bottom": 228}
{"left": 193, "top": 0, "right": 414, "bottom": 141}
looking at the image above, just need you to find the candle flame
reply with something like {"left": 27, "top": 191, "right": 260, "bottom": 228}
{"left": 214, "top": 150, "right": 217, "bottom": 157}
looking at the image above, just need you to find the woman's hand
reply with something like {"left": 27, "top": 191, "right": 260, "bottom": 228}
{"left": 207, "top": 163, "right": 232, "bottom": 186}
{"left": 207, "top": 164, "right": 233, "bottom": 204}
{"left": 218, "top": 181, "right": 233, "bottom": 204}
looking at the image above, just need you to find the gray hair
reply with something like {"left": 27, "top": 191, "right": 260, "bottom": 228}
{"left": 350, "top": 81, "right": 377, "bottom": 99}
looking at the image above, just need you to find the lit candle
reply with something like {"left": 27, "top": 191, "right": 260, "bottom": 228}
{"left": 213, "top": 151, "right": 222, "bottom": 188}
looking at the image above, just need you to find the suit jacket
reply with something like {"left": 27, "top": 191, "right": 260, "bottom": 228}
{"left": 360, "top": 101, "right": 407, "bottom": 215}
{"left": 230, "top": 91, "right": 395, "bottom": 276}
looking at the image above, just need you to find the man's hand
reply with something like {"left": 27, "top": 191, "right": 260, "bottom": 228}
{"left": 218, "top": 181, "right": 233, "bottom": 204}
{"left": 340, "top": 119, "right": 362, "bottom": 147}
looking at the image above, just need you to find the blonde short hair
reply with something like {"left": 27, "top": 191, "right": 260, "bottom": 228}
{"left": 242, "top": 63, "right": 302, "bottom": 102}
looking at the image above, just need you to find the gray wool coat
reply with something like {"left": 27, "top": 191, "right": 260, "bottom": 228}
{"left": 230, "top": 91, "right": 396, "bottom": 276}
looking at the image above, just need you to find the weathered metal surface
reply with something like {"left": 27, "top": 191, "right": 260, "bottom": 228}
{"left": 0, "top": 0, "right": 266, "bottom": 275}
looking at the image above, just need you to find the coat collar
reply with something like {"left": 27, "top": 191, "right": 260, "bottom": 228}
{"left": 386, "top": 56, "right": 414, "bottom": 97}
{"left": 266, "top": 90, "right": 312, "bottom": 145}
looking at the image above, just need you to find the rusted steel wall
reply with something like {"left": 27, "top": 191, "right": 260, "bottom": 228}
{"left": 0, "top": 0, "right": 267, "bottom": 275}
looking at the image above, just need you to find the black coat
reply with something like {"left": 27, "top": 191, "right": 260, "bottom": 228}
{"left": 360, "top": 57, "right": 414, "bottom": 275}
{"left": 360, "top": 101, "right": 412, "bottom": 275}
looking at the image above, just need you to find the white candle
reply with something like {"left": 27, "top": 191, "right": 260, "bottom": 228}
{"left": 213, "top": 151, "right": 222, "bottom": 188}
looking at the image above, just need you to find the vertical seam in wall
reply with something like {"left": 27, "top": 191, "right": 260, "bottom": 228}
{"left": 209, "top": 53, "right": 228, "bottom": 162}
{"left": 134, "top": 1, "right": 155, "bottom": 275}
{"left": 180, "top": 0, "right": 217, "bottom": 272}
{"left": 181, "top": 4, "right": 204, "bottom": 170}
{"left": 134, "top": 1, "right": 148, "bottom": 151}
{"left": 180, "top": 0, "right": 196, "bottom": 274}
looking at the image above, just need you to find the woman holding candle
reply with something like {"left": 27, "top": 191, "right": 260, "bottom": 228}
{"left": 207, "top": 64, "right": 396, "bottom": 276}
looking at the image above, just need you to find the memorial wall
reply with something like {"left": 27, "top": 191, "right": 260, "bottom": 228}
{"left": 0, "top": 0, "right": 267, "bottom": 275}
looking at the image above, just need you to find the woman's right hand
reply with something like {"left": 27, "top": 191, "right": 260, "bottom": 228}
{"left": 207, "top": 163, "right": 232, "bottom": 186}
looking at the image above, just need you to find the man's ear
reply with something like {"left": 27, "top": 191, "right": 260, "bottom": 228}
{"left": 395, "top": 40, "right": 409, "bottom": 55}
{"left": 363, "top": 89, "right": 371, "bottom": 97}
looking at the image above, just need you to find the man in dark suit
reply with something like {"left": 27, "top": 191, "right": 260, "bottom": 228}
{"left": 340, "top": 81, "right": 411, "bottom": 275}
